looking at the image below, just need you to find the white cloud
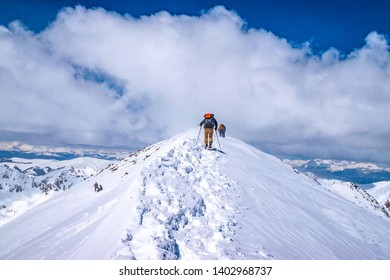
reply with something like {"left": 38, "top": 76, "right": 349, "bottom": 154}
{"left": 1, "top": 6, "right": 390, "bottom": 162}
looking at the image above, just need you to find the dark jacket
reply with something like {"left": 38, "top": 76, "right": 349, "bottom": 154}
{"left": 200, "top": 115, "right": 218, "bottom": 130}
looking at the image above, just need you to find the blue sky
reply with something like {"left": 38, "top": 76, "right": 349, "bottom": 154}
{"left": 1, "top": 0, "right": 390, "bottom": 163}
{"left": 1, "top": 0, "right": 389, "bottom": 54}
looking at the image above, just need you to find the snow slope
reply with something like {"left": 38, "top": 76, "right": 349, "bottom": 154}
{"left": 0, "top": 157, "right": 113, "bottom": 226}
{"left": 317, "top": 179, "right": 389, "bottom": 218}
{"left": 0, "top": 129, "right": 389, "bottom": 260}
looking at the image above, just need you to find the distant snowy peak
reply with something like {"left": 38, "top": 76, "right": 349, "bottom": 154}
{"left": 0, "top": 164, "right": 30, "bottom": 193}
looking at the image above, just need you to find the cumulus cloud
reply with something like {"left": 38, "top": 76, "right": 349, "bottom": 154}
{"left": 0, "top": 6, "right": 390, "bottom": 162}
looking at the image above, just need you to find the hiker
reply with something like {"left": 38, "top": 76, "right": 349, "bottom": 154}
{"left": 218, "top": 124, "right": 226, "bottom": 137}
{"left": 94, "top": 182, "right": 99, "bottom": 192}
{"left": 199, "top": 113, "right": 218, "bottom": 149}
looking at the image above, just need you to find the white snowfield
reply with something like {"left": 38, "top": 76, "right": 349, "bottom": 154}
{"left": 0, "top": 129, "right": 389, "bottom": 260}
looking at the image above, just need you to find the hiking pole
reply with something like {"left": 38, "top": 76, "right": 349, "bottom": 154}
{"left": 215, "top": 129, "right": 222, "bottom": 151}
{"left": 196, "top": 125, "right": 202, "bottom": 144}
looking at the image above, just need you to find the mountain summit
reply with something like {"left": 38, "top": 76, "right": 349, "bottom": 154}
{"left": 0, "top": 129, "right": 389, "bottom": 260}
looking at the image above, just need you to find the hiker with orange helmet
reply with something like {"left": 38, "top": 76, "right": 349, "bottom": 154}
{"left": 199, "top": 113, "right": 218, "bottom": 149}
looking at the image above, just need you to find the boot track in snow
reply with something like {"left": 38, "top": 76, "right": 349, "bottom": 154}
{"left": 121, "top": 139, "right": 247, "bottom": 259}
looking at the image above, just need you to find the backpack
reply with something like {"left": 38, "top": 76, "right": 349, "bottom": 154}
{"left": 203, "top": 113, "right": 215, "bottom": 128}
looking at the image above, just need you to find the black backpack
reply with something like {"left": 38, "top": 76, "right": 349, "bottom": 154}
{"left": 204, "top": 116, "right": 214, "bottom": 128}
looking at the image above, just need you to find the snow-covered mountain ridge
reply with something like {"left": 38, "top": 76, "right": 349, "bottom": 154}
{"left": 0, "top": 129, "right": 389, "bottom": 260}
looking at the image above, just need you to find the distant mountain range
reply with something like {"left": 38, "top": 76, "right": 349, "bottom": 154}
{"left": 2, "top": 140, "right": 390, "bottom": 189}
{"left": 0, "top": 141, "right": 133, "bottom": 161}
{"left": 283, "top": 158, "right": 390, "bottom": 184}
{"left": 3, "top": 141, "right": 390, "bottom": 185}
